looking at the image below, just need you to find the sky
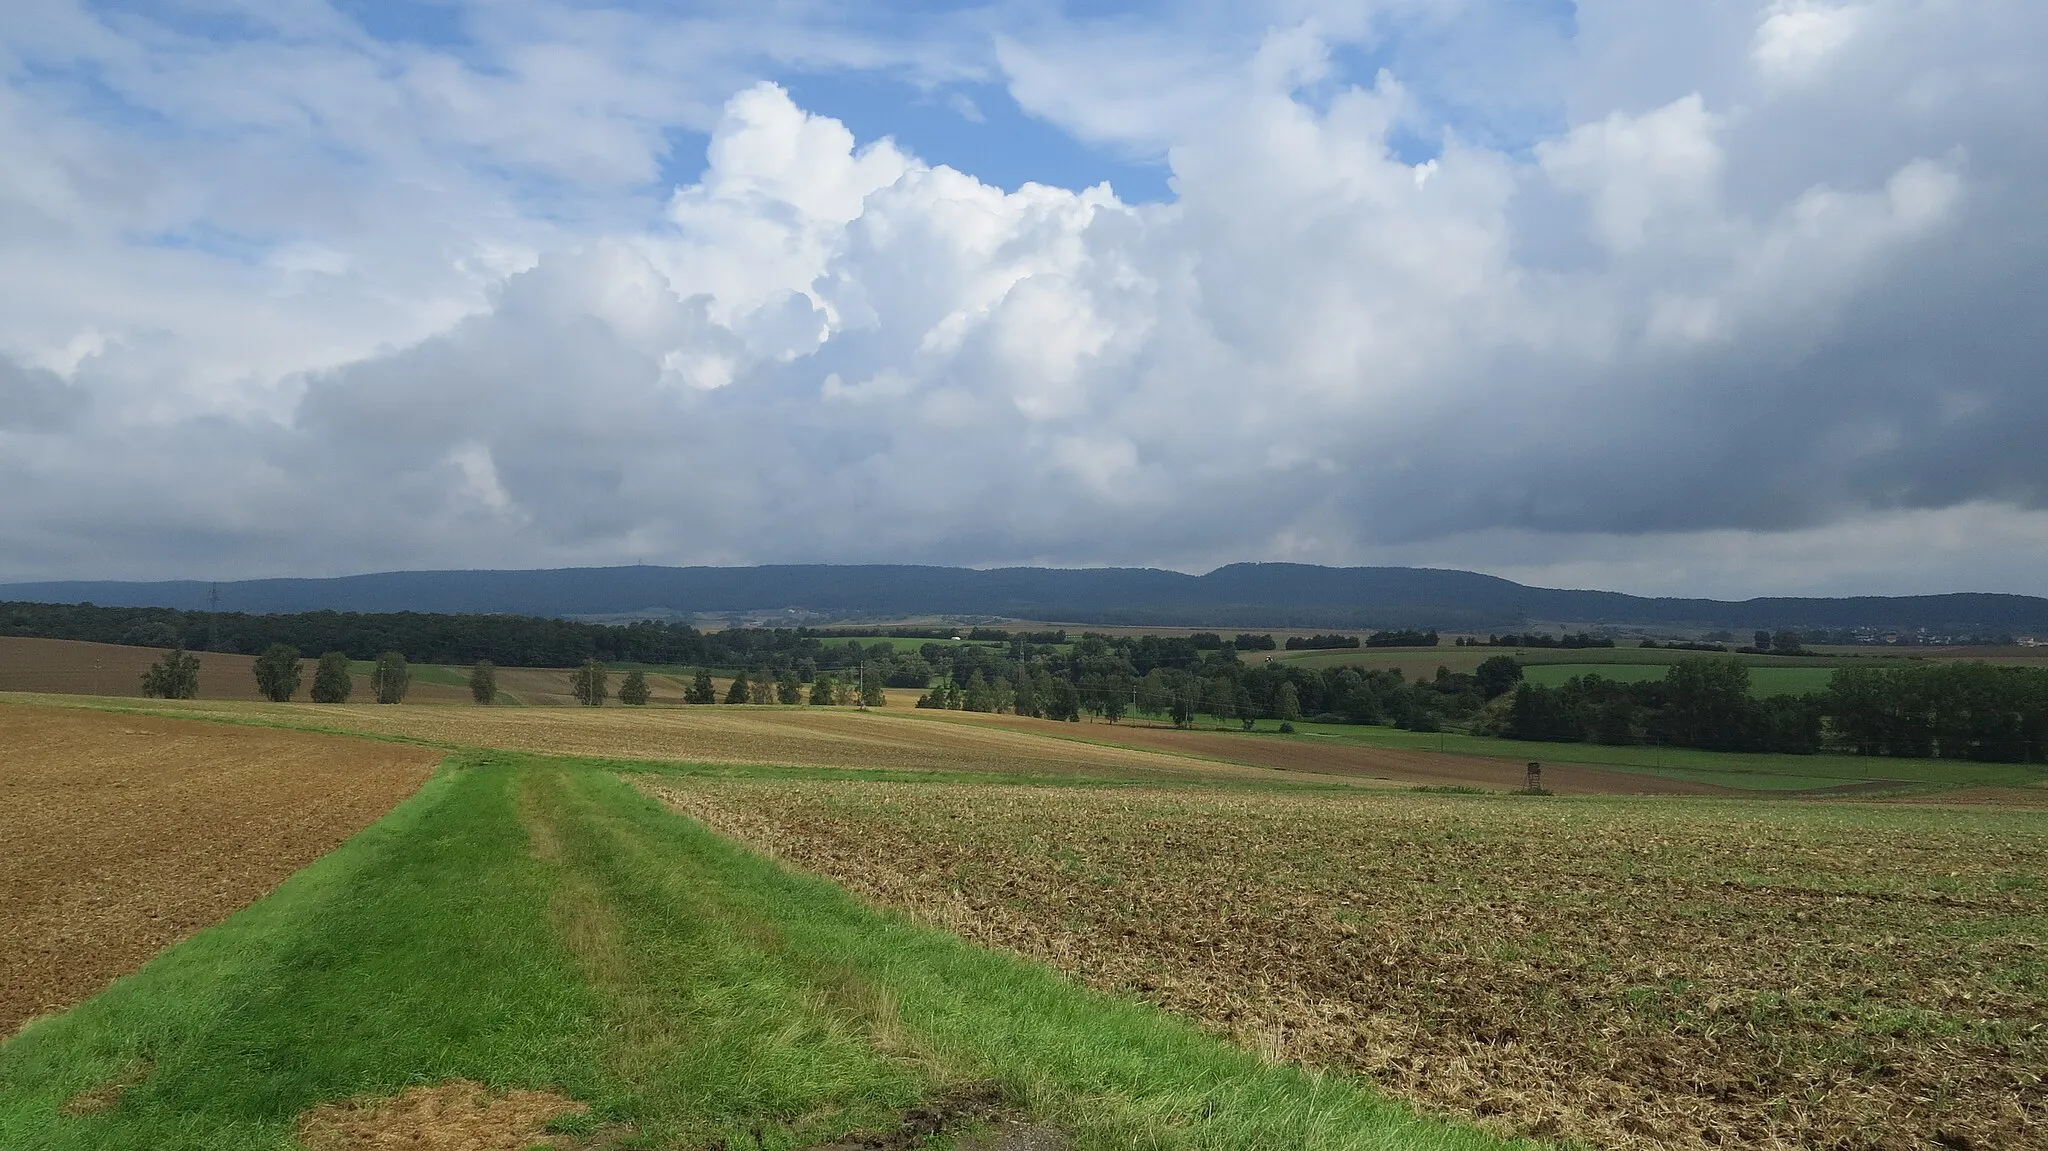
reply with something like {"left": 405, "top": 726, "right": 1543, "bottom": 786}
{"left": 3, "top": 0, "right": 2046, "bottom": 599}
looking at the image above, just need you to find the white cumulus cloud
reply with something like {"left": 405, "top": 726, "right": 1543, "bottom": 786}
{"left": 1, "top": 0, "right": 2046, "bottom": 597}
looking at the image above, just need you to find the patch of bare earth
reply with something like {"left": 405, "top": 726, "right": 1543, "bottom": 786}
{"left": 0, "top": 702, "right": 441, "bottom": 1033}
{"left": 783, "top": 1082, "right": 1064, "bottom": 1151}
{"left": 648, "top": 779, "right": 2048, "bottom": 1151}
{"left": 297, "top": 1081, "right": 586, "bottom": 1151}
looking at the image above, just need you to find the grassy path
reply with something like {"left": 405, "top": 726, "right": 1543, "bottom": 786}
{"left": 1, "top": 752, "right": 1534, "bottom": 1151}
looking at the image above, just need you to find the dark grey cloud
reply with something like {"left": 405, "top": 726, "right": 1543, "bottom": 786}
{"left": 0, "top": 357, "right": 87, "bottom": 431}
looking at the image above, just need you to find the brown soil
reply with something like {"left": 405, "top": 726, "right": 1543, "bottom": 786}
{"left": 0, "top": 635, "right": 470, "bottom": 703}
{"left": 657, "top": 779, "right": 2048, "bottom": 1151}
{"left": 1890, "top": 784, "right": 2048, "bottom": 808}
{"left": 0, "top": 702, "right": 441, "bottom": 1034}
{"left": 900, "top": 711, "right": 1730, "bottom": 794}
{"left": 791, "top": 1082, "right": 1058, "bottom": 1151}
{"left": 297, "top": 1080, "right": 586, "bottom": 1150}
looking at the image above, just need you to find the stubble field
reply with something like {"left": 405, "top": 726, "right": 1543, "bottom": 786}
{"left": 649, "top": 778, "right": 2048, "bottom": 1151}
{"left": 9, "top": 694, "right": 1330, "bottom": 785}
{"left": 0, "top": 703, "right": 442, "bottom": 1034}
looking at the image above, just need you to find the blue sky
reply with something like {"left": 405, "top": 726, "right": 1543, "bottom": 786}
{"left": 4, "top": 0, "right": 2048, "bottom": 597}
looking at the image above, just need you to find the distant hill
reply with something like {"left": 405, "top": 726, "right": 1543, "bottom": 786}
{"left": 5, "top": 563, "right": 2046, "bottom": 633}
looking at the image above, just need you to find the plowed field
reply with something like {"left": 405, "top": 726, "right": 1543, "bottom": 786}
{"left": 0, "top": 703, "right": 441, "bottom": 1034}
{"left": 650, "top": 779, "right": 2048, "bottom": 1151}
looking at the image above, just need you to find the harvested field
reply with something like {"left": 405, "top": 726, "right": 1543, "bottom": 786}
{"left": 899, "top": 711, "right": 1728, "bottom": 794}
{"left": 0, "top": 702, "right": 441, "bottom": 1034}
{"left": 7, "top": 695, "right": 1319, "bottom": 783}
{"left": 282, "top": 703, "right": 1289, "bottom": 782}
{"left": 0, "top": 636, "right": 470, "bottom": 703}
{"left": 650, "top": 779, "right": 2048, "bottom": 1150}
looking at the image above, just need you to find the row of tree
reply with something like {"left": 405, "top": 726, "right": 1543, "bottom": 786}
{"left": 1463, "top": 633, "right": 1617, "bottom": 649}
{"left": 143, "top": 645, "right": 416, "bottom": 704}
{"left": 1495, "top": 658, "right": 2048, "bottom": 761}
{"left": 1496, "top": 663, "right": 1823, "bottom": 754}
{"left": 4, "top": 600, "right": 966, "bottom": 675}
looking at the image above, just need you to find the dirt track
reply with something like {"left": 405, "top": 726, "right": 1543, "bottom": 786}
{"left": 0, "top": 703, "right": 441, "bottom": 1034}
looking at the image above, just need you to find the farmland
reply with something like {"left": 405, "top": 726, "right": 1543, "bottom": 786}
{"left": 7, "top": 693, "right": 1341, "bottom": 786}
{"left": 0, "top": 704, "right": 439, "bottom": 1034}
{"left": 1519, "top": 663, "right": 1839, "bottom": 696}
{"left": 651, "top": 778, "right": 2048, "bottom": 1150}
{"left": 0, "top": 725, "right": 1533, "bottom": 1151}
{"left": 4, "top": 679, "right": 2047, "bottom": 1150}
{"left": 0, "top": 637, "right": 473, "bottom": 704}
{"left": 1261, "top": 643, "right": 1901, "bottom": 678}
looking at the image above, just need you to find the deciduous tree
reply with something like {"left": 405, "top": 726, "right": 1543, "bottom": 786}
{"left": 252, "top": 643, "right": 302, "bottom": 702}
{"left": 687, "top": 669, "right": 717, "bottom": 704}
{"left": 372, "top": 652, "right": 409, "bottom": 704}
{"left": 618, "top": 669, "right": 649, "bottom": 705}
{"left": 470, "top": 660, "right": 497, "bottom": 704}
{"left": 311, "top": 651, "right": 353, "bottom": 703}
{"left": 142, "top": 648, "right": 201, "bottom": 699}
{"left": 572, "top": 659, "right": 608, "bottom": 706}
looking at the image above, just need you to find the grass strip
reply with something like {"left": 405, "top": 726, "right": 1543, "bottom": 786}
{"left": 542, "top": 762, "right": 1538, "bottom": 1150}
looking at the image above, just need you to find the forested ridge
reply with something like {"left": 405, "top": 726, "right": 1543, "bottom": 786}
{"left": 8, "top": 562, "right": 2048, "bottom": 632}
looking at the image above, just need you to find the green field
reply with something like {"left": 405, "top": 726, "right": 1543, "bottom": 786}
{"left": 346, "top": 660, "right": 469, "bottom": 687}
{"left": 816, "top": 636, "right": 1011, "bottom": 653}
{"left": 1519, "top": 662, "right": 1840, "bottom": 696}
{"left": 1271, "top": 720, "right": 2047, "bottom": 792}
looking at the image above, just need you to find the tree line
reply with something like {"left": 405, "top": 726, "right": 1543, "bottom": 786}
{"left": 1, "top": 600, "right": 1003, "bottom": 674}
{"left": 1496, "top": 658, "right": 2048, "bottom": 762}
{"left": 1460, "top": 633, "right": 1616, "bottom": 649}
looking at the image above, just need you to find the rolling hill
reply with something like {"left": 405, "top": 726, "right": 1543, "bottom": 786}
{"left": 6, "top": 563, "right": 2046, "bottom": 633}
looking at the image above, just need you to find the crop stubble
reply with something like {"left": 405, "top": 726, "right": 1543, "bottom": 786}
{"left": 0, "top": 703, "right": 440, "bottom": 1034}
{"left": 648, "top": 779, "right": 2048, "bottom": 1151}
{"left": 36, "top": 698, "right": 1296, "bottom": 783}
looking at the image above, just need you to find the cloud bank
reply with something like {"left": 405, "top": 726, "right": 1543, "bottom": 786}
{"left": 3, "top": 0, "right": 2046, "bottom": 597}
